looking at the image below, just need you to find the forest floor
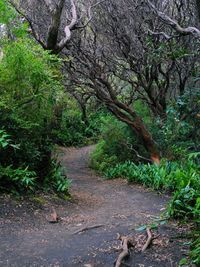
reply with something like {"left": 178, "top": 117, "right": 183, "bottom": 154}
{"left": 0, "top": 146, "right": 190, "bottom": 267}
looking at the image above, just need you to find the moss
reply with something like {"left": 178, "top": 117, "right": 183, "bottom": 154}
{"left": 31, "top": 196, "right": 47, "bottom": 205}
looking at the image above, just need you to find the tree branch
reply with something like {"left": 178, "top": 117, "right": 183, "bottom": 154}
{"left": 56, "top": 0, "right": 77, "bottom": 52}
{"left": 147, "top": 0, "right": 200, "bottom": 39}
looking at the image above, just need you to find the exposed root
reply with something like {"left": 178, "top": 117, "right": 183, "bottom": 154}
{"left": 142, "top": 228, "right": 153, "bottom": 252}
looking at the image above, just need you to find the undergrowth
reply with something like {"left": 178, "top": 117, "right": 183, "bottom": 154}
{"left": 105, "top": 156, "right": 200, "bottom": 266}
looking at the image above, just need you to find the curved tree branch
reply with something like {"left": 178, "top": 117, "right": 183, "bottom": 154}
{"left": 147, "top": 0, "right": 200, "bottom": 39}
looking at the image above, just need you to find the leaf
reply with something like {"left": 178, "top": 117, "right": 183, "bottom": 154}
{"left": 136, "top": 225, "right": 147, "bottom": 231}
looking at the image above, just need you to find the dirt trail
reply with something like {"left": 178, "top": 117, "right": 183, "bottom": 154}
{"left": 0, "top": 146, "right": 186, "bottom": 267}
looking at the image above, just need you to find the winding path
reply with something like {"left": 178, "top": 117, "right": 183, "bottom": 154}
{"left": 0, "top": 146, "right": 184, "bottom": 266}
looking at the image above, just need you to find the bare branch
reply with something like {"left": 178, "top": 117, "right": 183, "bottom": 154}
{"left": 57, "top": 0, "right": 105, "bottom": 51}
{"left": 147, "top": 0, "right": 200, "bottom": 39}
{"left": 56, "top": 0, "right": 77, "bottom": 51}
{"left": 148, "top": 29, "right": 171, "bottom": 40}
{"left": 76, "top": 0, "right": 106, "bottom": 29}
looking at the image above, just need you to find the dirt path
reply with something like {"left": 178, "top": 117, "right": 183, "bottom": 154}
{"left": 0, "top": 146, "right": 187, "bottom": 267}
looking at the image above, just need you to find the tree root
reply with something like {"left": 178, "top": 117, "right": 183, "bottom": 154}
{"left": 73, "top": 224, "right": 104, "bottom": 235}
{"left": 142, "top": 227, "right": 153, "bottom": 252}
{"left": 114, "top": 234, "right": 135, "bottom": 267}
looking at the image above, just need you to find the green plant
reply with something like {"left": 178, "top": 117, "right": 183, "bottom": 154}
{"left": 0, "top": 165, "right": 36, "bottom": 192}
{"left": 0, "top": 129, "right": 10, "bottom": 149}
{"left": 44, "top": 161, "right": 71, "bottom": 193}
{"left": 90, "top": 115, "right": 148, "bottom": 172}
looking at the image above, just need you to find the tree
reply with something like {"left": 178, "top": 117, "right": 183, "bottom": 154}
{"left": 9, "top": 0, "right": 105, "bottom": 54}
{"left": 8, "top": 0, "right": 199, "bottom": 162}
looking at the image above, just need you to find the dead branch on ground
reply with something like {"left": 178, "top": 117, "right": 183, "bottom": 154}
{"left": 142, "top": 227, "right": 153, "bottom": 252}
{"left": 73, "top": 224, "right": 104, "bottom": 235}
{"left": 115, "top": 234, "right": 135, "bottom": 267}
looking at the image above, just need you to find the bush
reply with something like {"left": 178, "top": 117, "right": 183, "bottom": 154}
{"left": 51, "top": 105, "right": 106, "bottom": 147}
{"left": 105, "top": 158, "right": 200, "bottom": 219}
{"left": 154, "top": 87, "right": 200, "bottom": 160}
{"left": 0, "top": 24, "right": 70, "bottom": 193}
{"left": 90, "top": 115, "right": 148, "bottom": 172}
{"left": 0, "top": 165, "right": 36, "bottom": 192}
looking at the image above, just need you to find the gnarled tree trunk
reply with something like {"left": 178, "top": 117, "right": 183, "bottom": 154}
{"left": 107, "top": 103, "right": 160, "bottom": 164}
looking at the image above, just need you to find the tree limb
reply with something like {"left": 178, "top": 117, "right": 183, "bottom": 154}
{"left": 147, "top": 0, "right": 200, "bottom": 39}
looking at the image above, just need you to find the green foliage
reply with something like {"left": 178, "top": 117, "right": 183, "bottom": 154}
{"left": 0, "top": 129, "right": 13, "bottom": 149}
{"left": 106, "top": 157, "right": 199, "bottom": 218}
{"left": 154, "top": 86, "right": 200, "bottom": 160}
{"left": 0, "top": 4, "right": 70, "bottom": 194}
{"left": 90, "top": 115, "right": 147, "bottom": 172}
{"left": 0, "top": 0, "right": 28, "bottom": 40}
{"left": 0, "top": 165, "right": 36, "bottom": 192}
{"left": 43, "top": 161, "right": 71, "bottom": 193}
{"left": 0, "top": 0, "right": 15, "bottom": 24}
{"left": 179, "top": 233, "right": 200, "bottom": 266}
{"left": 90, "top": 140, "right": 118, "bottom": 172}
{"left": 51, "top": 101, "right": 105, "bottom": 147}
{"left": 189, "top": 234, "right": 200, "bottom": 266}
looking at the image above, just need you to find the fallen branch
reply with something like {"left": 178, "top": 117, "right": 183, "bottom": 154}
{"left": 73, "top": 224, "right": 104, "bottom": 235}
{"left": 115, "top": 234, "right": 135, "bottom": 267}
{"left": 142, "top": 227, "right": 153, "bottom": 252}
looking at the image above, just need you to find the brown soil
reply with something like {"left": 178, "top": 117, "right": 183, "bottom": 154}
{"left": 0, "top": 146, "right": 190, "bottom": 267}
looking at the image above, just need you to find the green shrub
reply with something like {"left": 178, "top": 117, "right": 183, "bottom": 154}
{"left": 189, "top": 234, "right": 200, "bottom": 266}
{"left": 51, "top": 107, "right": 106, "bottom": 147}
{"left": 89, "top": 140, "right": 118, "bottom": 172}
{"left": 0, "top": 165, "right": 36, "bottom": 192}
{"left": 105, "top": 158, "right": 200, "bottom": 219}
{"left": 90, "top": 115, "right": 148, "bottom": 172}
{"left": 153, "top": 86, "right": 200, "bottom": 160}
{"left": 43, "top": 160, "right": 71, "bottom": 193}
{"left": 0, "top": 19, "right": 71, "bottom": 193}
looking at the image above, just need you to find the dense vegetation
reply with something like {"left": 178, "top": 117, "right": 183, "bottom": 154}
{"left": 90, "top": 91, "right": 200, "bottom": 265}
{"left": 0, "top": 0, "right": 199, "bottom": 265}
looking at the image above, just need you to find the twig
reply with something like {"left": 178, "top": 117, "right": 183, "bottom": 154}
{"left": 73, "top": 224, "right": 104, "bottom": 235}
{"left": 124, "top": 141, "right": 152, "bottom": 163}
{"left": 142, "top": 227, "right": 153, "bottom": 252}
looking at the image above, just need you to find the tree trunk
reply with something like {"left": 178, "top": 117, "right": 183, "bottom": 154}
{"left": 107, "top": 103, "right": 160, "bottom": 164}
{"left": 80, "top": 105, "right": 89, "bottom": 126}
